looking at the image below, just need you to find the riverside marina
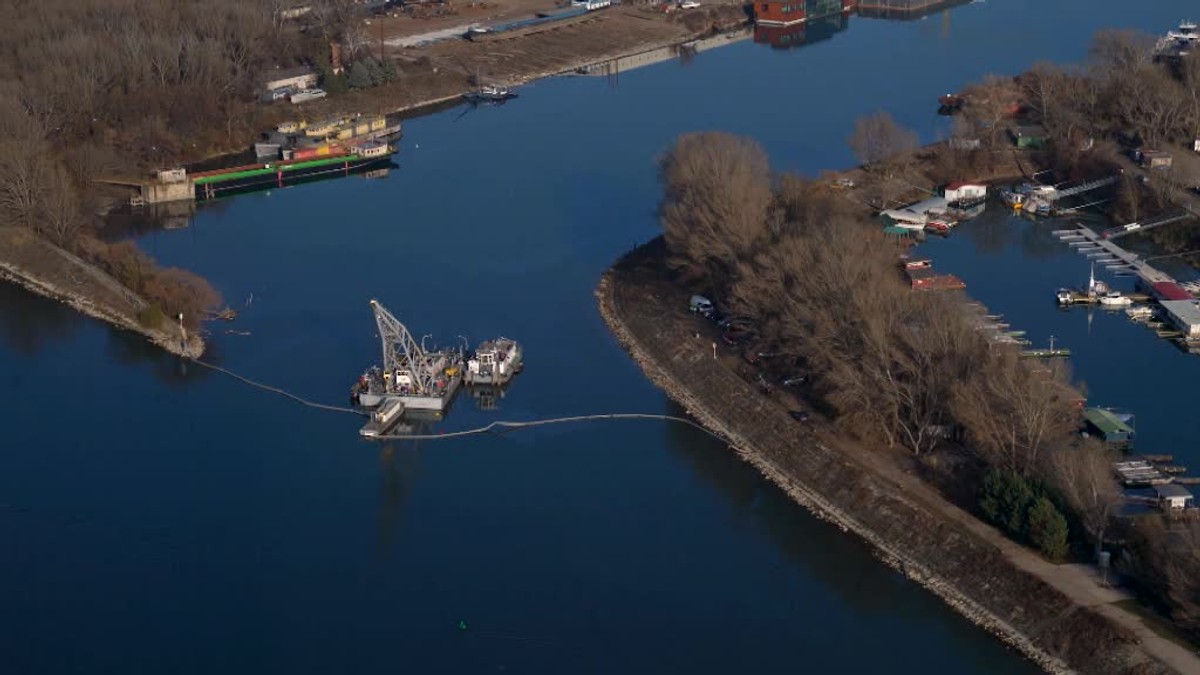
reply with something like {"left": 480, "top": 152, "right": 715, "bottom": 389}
{"left": 4, "top": 1, "right": 1198, "bottom": 673}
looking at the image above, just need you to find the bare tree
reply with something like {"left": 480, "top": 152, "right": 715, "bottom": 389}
{"left": 37, "top": 164, "right": 85, "bottom": 247}
{"left": 848, "top": 111, "right": 918, "bottom": 175}
{"left": 1046, "top": 441, "right": 1121, "bottom": 557}
{"left": 951, "top": 354, "right": 1080, "bottom": 475}
{"left": 659, "top": 132, "right": 773, "bottom": 288}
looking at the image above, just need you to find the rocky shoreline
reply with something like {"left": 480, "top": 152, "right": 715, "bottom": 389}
{"left": 596, "top": 241, "right": 1187, "bottom": 675}
{"left": 0, "top": 228, "right": 202, "bottom": 358}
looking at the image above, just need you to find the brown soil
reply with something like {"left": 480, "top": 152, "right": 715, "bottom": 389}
{"left": 597, "top": 239, "right": 1199, "bottom": 674}
{"left": 0, "top": 227, "right": 202, "bottom": 357}
{"left": 296, "top": 6, "right": 748, "bottom": 121}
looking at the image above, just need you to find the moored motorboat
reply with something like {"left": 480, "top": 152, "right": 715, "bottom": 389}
{"left": 1098, "top": 291, "right": 1133, "bottom": 307}
{"left": 1168, "top": 20, "right": 1199, "bottom": 43}
{"left": 1126, "top": 305, "right": 1155, "bottom": 321}
{"left": 464, "top": 85, "right": 518, "bottom": 104}
{"left": 925, "top": 219, "right": 954, "bottom": 235}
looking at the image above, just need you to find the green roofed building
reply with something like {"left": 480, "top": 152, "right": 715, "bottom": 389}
{"left": 1083, "top": 407, "right": 1135, "bottom": 446}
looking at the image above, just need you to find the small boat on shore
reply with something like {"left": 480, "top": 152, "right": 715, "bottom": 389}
{"left": 937, "top": 93, "right": 965, "bottom": 114}
{"left": 464, "top": 85, "right": 518, "bottom": 104}
{"left": 925, "top": 218, "right": 954, "bottom": 235}
{"left": 465, "top": 337, "right": 523, "bottom": 385}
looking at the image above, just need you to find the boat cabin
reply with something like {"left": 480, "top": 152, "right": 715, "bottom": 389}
{"left": 351, "top": 141, "right": 391, "bottom": 159}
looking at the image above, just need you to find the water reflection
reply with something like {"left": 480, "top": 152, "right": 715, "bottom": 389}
{"left": 0, "top": 280, "right": 219, "bottom": 387}
{"left": 103, "top": 325, "right": 218, "bottom": 387}
{"left": 0, "top": 283, "right": 81, "bottom": 356}
{"left": 103, "top": 200, "right": 198, "bottom": 240}
{"left": 754, "top": 10, "right": 850, "bottom": 50}
{"left": 661, "top": 399, "right": 915, "bottom": 618}
{"left": 855, "top": 0, "right": 973, "bottom": 22}
{"left": 375, "top": 441, "right": 423, "bottom": 560}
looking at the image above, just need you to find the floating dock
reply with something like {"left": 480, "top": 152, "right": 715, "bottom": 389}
{"left": 359, "top": 398, "right": 406, "bottom": 437}
{"left": 1114, "top": 459, "right": 1174, "bottom": 487}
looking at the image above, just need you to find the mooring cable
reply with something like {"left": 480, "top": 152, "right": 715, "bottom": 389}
{"left": 187, "top": 358, "right": 728, "bottom": 443}
{"left": 188, "top": 357, "right": 368, "bottom": 416}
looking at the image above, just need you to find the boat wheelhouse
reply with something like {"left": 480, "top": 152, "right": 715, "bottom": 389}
{"left": 465, "top": 337, "right": 523, "bottom": 385}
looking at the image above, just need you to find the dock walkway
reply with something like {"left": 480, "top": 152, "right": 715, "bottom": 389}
{"left": 1053, "top": 224, "right": 1176, "bottom": 286}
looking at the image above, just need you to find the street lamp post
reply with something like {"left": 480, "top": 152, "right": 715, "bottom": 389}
{"left": 178, "top": 313, "right": 187, "bottom": 357}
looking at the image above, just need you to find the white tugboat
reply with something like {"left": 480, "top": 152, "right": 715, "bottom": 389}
{"left": 465, "top": 338, "right": 523, "bottom": 385}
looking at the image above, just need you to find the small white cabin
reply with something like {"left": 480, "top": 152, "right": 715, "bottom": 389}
{"left": 1155, "top": 484, "right": 1195, "bottom": 510}
{"left": 263, "top": 66, "right": 318, "bottom": 93}
{"left": 944, "top": 182, "right": 987, "bottom": 203}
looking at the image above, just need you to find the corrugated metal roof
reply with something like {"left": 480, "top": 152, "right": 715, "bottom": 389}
{"left": 1084, "top": 408, "right": 1133, "bottom": 437}
{"left": 1155, "top": 484, "right": 1193, "bottom": 499}
{"left": 1152, "top": 281, "right": 1192, "bottom": 301}
{"left": 1161, "top": 299, "right": 1200, "bottom": 327}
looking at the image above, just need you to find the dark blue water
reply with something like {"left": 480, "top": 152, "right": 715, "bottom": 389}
{"left": 2, "top": 1, "right": 1193, "bottom": 672}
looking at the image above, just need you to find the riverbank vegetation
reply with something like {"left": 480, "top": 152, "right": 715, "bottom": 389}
{"left": 657, "top": 129, "right": 1199, "bottom": 643}
{"left": 0, "top": 0, "right": 309, "bottom": 331}
{"left": 950, "top": 31, "right": 1200, "bottom": 226}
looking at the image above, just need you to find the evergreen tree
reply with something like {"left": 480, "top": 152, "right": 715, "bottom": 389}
{"left": 347, "top": 60, "right": 373, "bottom": 89}
{"left": 377, "top": 58, "right": 397, "bottom": 83}
{"left": 1027, "top": 497, "right": 1069, "bottom": 561}
{"left": 364, "top": 59, "right": 383, "bottom": 87}
{"left": 979, "top": 468, "right": 1036, "bottom": 537}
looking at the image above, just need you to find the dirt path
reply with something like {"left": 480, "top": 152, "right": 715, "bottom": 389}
{"left": 597, "top": 242, "right": 1198, "bottom": 674}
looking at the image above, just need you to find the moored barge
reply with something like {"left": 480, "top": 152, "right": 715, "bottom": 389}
{"left": 193, "top": 141, "right": 394, "bottom": 200}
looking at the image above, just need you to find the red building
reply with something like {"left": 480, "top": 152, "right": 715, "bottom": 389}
{"left": 753, "top": 1, "right": 855, "bottom": 27}
{"left": 753, "top": 2, "right": 805, "bottom": 26}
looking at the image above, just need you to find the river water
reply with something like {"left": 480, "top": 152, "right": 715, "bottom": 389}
{"left": 2, "top": 1, "right": 1194, "bottom": 672}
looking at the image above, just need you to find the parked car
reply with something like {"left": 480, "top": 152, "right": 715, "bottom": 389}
{"left": 718, "top": 315, "right": 756, "bottom": 330}
{"left": 788, "top": 410, "right": 810, "bottom": 423}
{"left": 722, "top": 330, "right": 757, "bottom": 346}
{"left": 781, "top": 374, "right": 807, "bottom": 387}
{"left": 689, "top": 295, "right": 715, "bottom": 318}
{"left": 831, "top": 177, "right": 856, "bottom": 189}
